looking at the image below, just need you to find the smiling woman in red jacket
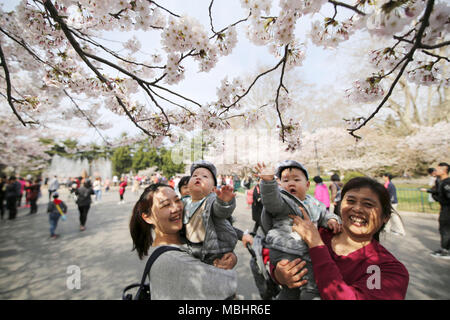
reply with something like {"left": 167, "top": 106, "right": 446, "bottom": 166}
{"left": 276, "top": 177, "right": 409, "bottom": 300}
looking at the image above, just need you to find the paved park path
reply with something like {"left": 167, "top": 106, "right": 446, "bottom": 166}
{"left": 0, "top": 186, "right": 449, "bottom": 300}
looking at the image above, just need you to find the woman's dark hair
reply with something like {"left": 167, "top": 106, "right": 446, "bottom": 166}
{"left": 341, "top": 177, "right": 392, "bottom": 242}
{"left": 427, "top": 168, "right": 435, "bottom": 175}
{"left": 382, "top": 173, "right": 393, "bottom": 181}
{"left": 129, "top": 183, "right": 172, "bottom": 260}
{"left": 178, "top": 176, "right": 190, "bottom": 190}
{"left": 313, "top": 176, "right": 323, "bottom": 184}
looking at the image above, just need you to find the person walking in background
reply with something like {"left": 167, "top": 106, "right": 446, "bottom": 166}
{"left": 112, "top": 175, "right": 118, "bottom": 187}
{"left": 17, "top": 176, "right": 26, "bottom": 208}
{"left": 251, "top": 178, "right": 263, "bottom": 234}
{"left": 0, "top": 175, "right": 6, "bottom": 220}
{"left": 75, "top": 180, "right": 94, "bottom": 231}
{"left": 104, "top": 177, "right": 110, "bottom": 192}
{"left": 329, "top": 173, "right": 343, "bottom": 216}
{"left": 93, "top": 177, "right": 102, "bottom": 202}
{"left": 26, "top": 178, "right": 40, "bottom": 215}
{"left": 426, "top": 168, "right": 437, "bottom": 208}
{"left": 47, "top": 192, "right": 67, "bottom": 239}
{"left": 382, "top": 173, "right": 398, "bottom": 209}
{"left": 428, "top": 162, "right": 450, "bottom": 259}
{"left": 382, "top": 173, "right": 405, "bottom": 236}
{"left": 313, "top": 176, "right": 330, "bottom": 211}
{"left": 48, "top": 175, "right": 59, "bottom": 200}
{"left": 6, "top": 176, "right": 21, "bottom": 220}
{"left": 132, "top": 176, "right": 140, "bottom": 194}
{"left": 118, "top": 177, "right": 127, "bottom": 204}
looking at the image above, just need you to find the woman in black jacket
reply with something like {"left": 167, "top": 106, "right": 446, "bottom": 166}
{"left": 75, "top": 180, "right": 95, "bottom": 231}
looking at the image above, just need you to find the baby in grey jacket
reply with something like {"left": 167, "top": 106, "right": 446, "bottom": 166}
{"left": 255, "top": 160, "right": 342, "bottom": 300}
{"left": 182, "top": 160, "right": 238, "bottom": 265}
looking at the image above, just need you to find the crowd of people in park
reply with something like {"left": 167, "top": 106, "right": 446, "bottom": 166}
{"left": 128, "top": 159, "right": 450, "bottom": 301}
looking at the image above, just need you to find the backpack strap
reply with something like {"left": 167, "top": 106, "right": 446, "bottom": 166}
{"left": 139, "top": 246, "right": 182, "bottom": 292}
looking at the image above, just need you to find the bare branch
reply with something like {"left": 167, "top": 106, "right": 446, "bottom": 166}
{"left": 274, "top": 45, "right": 289, "bottom": 142}
{"left": 421, "top": 50, "right": 450, "bottom": 63}
{"left": 0, "top": 40, "right": 27, "bottom": 126}
{"left": 208, "top": 0, "right": 216, "bottom": 34}
{"left": 147, "top": 0, "right": 181, "bottom": 18}
{"left": 328, "top": 0, "right": 366, "bottom": 16}
{"left": 63, "top": 89, "right": 111, "bottom": 146}
{"left": 419, "top": 40, "right": 450, "bottom": 50}
{"left": 218, "top": 58, "right": 285, "bottom": 116}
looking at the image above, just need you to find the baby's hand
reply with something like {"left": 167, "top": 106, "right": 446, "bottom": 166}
{"left": 215, "top": 185, "right": 236, "bottom": 203}
{"left": 253, "top": 162, "right": 275, "bottom": 181}
{"left": 327, "top": 218, "right": 342, "bottom": 234}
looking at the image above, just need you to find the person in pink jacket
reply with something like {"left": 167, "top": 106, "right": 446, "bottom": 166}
{"left": 313, "top": 176, "right": 330, "bottom": 210}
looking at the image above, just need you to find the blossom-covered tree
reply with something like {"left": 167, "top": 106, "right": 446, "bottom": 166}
{"left": 0, "top": 0, "right": 449, "bottom": 151}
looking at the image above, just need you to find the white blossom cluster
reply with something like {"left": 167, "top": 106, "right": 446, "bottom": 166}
{"left": 279, "top": 118, "right": 302, "bottom": 152}
{"left": 216, "top": 77, "right": 246, "bottom": 108}
{"left": 406, "top": 61, "right": 445, "bottom": 86}
{"left": 346, "top": 78, "right": 385, "bottom": 104}
{"left": 165, "top": 53, "right": 185, "bottom": 84}
{"left": 369, "top": 47, "right": 404, "bottom": 73}
{"left": 123, "top": 36, "right": 142, "bottom": 53}
{"left": 216, "top": 26, "right": 238, "bottom": 56}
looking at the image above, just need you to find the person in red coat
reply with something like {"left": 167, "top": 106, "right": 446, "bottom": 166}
{"left": 118, "top": 178, "right": 127, "bottom": 204}
{"left": 273, "top": 177, "right": 409, "bottom": 300}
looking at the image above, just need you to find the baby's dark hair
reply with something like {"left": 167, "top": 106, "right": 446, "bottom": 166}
{"left": 129, "top": 183, "right": 172, "bottom": 260}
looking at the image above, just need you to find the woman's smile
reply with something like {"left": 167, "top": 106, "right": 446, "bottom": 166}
{"left": 348, "top": 214, "right": 368, "bottom": 227}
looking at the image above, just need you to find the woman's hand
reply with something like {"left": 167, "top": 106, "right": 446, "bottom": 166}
{"left": 289, "top": 208, "right": 325, "bottom": 248}
{"left": 273, "top": 259, "right": 308, "bottom": 289}
{"left": 242, "top": 234, "right": 254, "bottom": 247}
{"left": 215, "top": 185, "right": 236, "bottom": 203}
{"left": 213, "top": 252, "right": 237, "bottom": 270}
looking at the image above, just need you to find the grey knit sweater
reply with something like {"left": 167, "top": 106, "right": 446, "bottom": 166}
{"left": 147, "top": 244, "right": 237, "bottom": 300}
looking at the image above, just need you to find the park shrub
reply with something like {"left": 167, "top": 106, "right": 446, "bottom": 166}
{"left": 343, "top": 171, "right": 366, "bottom": 184}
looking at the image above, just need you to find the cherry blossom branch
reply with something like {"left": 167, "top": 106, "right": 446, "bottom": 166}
{"left": 147, "top": 0, "right": 181, "bottom": 18}
{"left": 43, "top": 0, "right": 155, "bottom": 137}
{"left": 148, "top": 87, "right": 194, "bottom": 115}
{"left": 71, "top": 29, "right": 165, "bottom": 70}
{"left": 328, "top": 0, "right": 366, "bottom": 16}
{"left": 421, "top": 50, "right": 450, "bottom": 63}
{"left": 208, "top": 0, "right": 216, "bottom": 34}
{"left": 151, "top": 84, "right": 203, "bottom": 108}
{"left": 0, "top": 40, "right": 28, "bottom": 126}
{"left": 348, "top": 0, "right": 436, "bottom": 139}
{"left": 218, "top": 58, "right": 285, "bottom": 116}
{"left": 0, "top": 26, "right": 66, "bottom": 76}
{"left": 418, "top": 40, "right": 450, "bottom": 50}
{"left": 63, "top": 89, "right": 111, "bottom": 146}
